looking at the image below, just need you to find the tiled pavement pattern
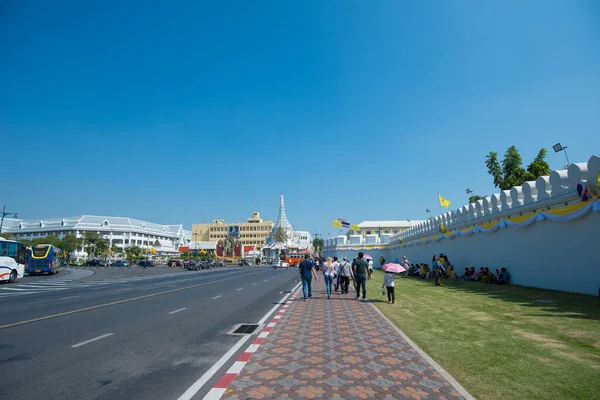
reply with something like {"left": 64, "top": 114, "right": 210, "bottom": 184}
{"left": 221, "top": 278, "right": 468, "bottom": 399}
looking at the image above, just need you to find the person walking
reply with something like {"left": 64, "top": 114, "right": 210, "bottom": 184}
{"left": 298, "top": 254, "right": 318, "bottom": 300}
{"left": 382, "top": 270, "right": 395, "bottom": 304}
{"left": 432, "top": 255, "right": 443, "bottom": 286}
{"left": 323, "top": 257, "right": 335, "bottom": 299}
{"left": 338, "top": 256, "right": 352, "bottom": 294}
{"left": 333, "top": 257, "right": 341, "bottom": 292}
{"left": 367, "top": 258, "right": 374, "bottom": 280}
{"left": 352, "top": 252, "right": 371, "bottom": 301}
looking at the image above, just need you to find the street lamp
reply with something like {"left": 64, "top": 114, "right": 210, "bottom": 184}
{"left": 0, "top": 206, "right": 18, "bottom": 234}
{"left": 553, "top": 143, "right": 571, "bottom": 167}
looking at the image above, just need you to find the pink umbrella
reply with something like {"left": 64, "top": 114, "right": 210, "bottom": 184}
{"left": 382, "top": 263, "right": 406, "bottom": 273}
{"left": 363, "top": 254, "right": 373, "bottom": 260}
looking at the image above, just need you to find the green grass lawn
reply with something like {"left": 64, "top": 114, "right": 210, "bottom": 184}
{"left": 366, "top": 271, "right": 600, "bottom": 400}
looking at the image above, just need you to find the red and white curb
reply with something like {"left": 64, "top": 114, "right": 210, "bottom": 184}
{"left": 202, "top": 287, "right": 301, "bottom": 400}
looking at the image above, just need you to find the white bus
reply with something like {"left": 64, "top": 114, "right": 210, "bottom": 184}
{"left": 0, "top": 236, "right": 27, "bottom": 283}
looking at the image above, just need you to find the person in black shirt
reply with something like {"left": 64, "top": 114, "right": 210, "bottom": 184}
{"left": 298, "top": 255, "right": 318, "bottom": 300}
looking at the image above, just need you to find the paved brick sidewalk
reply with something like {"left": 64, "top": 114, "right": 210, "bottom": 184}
{"left": 219, "top": 278, "right": 471, "bottom": 399}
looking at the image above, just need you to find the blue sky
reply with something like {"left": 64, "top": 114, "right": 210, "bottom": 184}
{"left": 2, "top": 1, "right": 599, "bottom": 237}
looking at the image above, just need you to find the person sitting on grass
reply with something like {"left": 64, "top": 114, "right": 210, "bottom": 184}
{"left": 475, "top": 267, "right": 485, "bottom": 281}
{"left": 460, "top": 267, "right": 470, "bottom": 280}
{"left": 496, "top": 267, "right": 510, "bottom": 284}
{"left": 481, "top": 267, "right": 492, "bottom": 283}
{"left": 420, "top": 263, "right": 426, "bottom": 279}
{"left": 467, "top": 267, "right": 477, "bottom": 281}
{"left": 447, "top": 264, "right": 457, "bottom": 280}
{"left": 424, "top": 264, "right": 431, "bottom": 280}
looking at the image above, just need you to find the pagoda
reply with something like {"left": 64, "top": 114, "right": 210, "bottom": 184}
{"left": 262, "top": 194, "right": 312, "bottom": 259}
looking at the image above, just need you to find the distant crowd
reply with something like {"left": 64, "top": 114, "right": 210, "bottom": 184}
{"left": 400, "top": 253, "right": 511, "bottom": 286}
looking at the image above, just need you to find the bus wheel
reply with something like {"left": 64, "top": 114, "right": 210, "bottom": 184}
{"left": 8, "top": 270, "right": 17, "bottom": 283}
{"left": 50, "top": 271, "right": 55, "bottom": 275}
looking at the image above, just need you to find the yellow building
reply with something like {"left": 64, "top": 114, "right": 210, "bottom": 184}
{"left": 192, "top": 212, "right": 273, "bottom": 252}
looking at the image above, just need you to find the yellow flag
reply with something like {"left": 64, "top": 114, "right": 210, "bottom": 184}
{"left": 350, "top": 224, "right": 360, "bottom": 231}
{"left": 438, "top": 194, "right": 451, "bottom": 208}
{"left": 332, "top": 220, "right": 342, "bottom": 228}
{"left": 151, "top": 248, "right": 157, "bottom": 255}
{"left": 596, "top": 172, "right": 600, "bottom": 187}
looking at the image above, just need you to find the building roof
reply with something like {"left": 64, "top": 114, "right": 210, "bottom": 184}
{"left": 2, "top": 215, "right": 189, "bottom": 239}
{"left": 357, "top": 220, "right": 426, "bottom": 229}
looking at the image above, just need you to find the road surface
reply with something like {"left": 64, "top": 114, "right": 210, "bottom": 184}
{"left": 0, "top": 266, "right": 299, "bottom": 400}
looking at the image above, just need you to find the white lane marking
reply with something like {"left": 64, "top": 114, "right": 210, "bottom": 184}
{"left": 59, "top": 296, "right": 79, "bottom": 300}
{"left": 178, "top": 335, "right": 251, "bottom": 400}
{"left": 180, "top": 281, "right": 301, "bottom": 400}
{"left": 71, "top": 333, "right": 114, "bottom": 348}
{"left": 169, "top": 308, "right": 187, "bottom": 315}
{"left": 252, "top": 283, "right": 257, "bottom": 285}
{"left": 212, "top": 295, "right": 222, "bottom": 299}
{"left": 236, "top": 288, "right": 243, "bottom": 291}
{"left": 264, "top": 279, "right": 267, "bottom": 282}
{"left": 117, "top": 288, "right": 130, "bottom": 291}
{"left": 258, "top": 331, "right": 269, "bottom": 339}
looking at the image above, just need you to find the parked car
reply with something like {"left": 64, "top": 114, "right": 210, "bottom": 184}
{"left": 185, "top": 261, "right": 197, "bottom": 271}
{"left": 86, "top": 259, "right": 103, "bottom": 267}
{"left": 111, "top": 260, "right": 130, "bottom": 268}
{"left": 70, "top": 260, "right": 84, "bottom": 266}
{"left": 168, "top": 260, "right": 183, "bottom": 267}
{"left": 200, "top": 261, "right": 212, "bottom": 269}
{"left": 138, "top": 261, "right": 155, "bottom": 268}
{"left": 272, "top": 260, "right": 289, "bottom": 269}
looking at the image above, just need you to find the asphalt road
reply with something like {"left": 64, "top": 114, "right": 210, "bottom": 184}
{"left": 0, "top": 266, "right": 299, "bottom": 400}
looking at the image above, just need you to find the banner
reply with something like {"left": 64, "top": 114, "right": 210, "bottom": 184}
{"left": 400, "top": 200, "right": 599, "bottom": 247}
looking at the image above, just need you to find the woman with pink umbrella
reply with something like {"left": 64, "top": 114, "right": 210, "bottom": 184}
{"left": 381, "top": 263, "right": 406, "bottom": 304}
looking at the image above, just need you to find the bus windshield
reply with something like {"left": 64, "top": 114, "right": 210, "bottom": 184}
{"left": 32, "top": 245, "right": 51, "bottom": 258}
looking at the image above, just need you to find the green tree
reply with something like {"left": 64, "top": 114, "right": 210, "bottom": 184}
{"left": 486, "top": 146, "right": 550, "bottom": 190}
{"left": 312, "top": 238, "right": 324, "bottom": 250}
{"left": 525, "top": 148, "right": 551, "bottom": 181}
{"left": 469, "top": 195, "right": 483, "bottom": 204}
{"left": 59, "top": 234, "right": 82, "bottom": 263}
{"left": 82, "top": 231, "right": 102, "bottom": 256}
{"left": 110, "top": 244, "right": 122, "bottom": 259}
{"left": 125, "top": 245, "right": 142, "bottom": 265}
{"left": 95, "top": 238, "right": 110, "bottom": 262}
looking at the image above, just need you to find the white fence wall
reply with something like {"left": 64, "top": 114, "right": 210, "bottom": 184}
{"left": 323, "top": 155, "right": 600, "bottom": 295}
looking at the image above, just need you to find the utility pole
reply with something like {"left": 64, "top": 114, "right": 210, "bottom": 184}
{"left": 0, "top": 205, "right": 19, "bottom": 234}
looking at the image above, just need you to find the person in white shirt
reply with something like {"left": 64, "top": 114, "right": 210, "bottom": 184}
{"left": 332, "top": 257, "right": 341, "bottom": 292}
{"left": 367, "top": 258, "right": 374, "bottom": 279}
{"left": 382, "top": 271, "right": 395, "bottom": 304}
{"left": 337, "top": 257, "right": 352, "bottom": 294}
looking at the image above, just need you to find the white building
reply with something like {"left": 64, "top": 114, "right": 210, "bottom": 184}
{"left": 327, "top": 220, "right": 425, "bottom": 247}
{"left": 2, "top": 215, "right": 191, "bottom": 257}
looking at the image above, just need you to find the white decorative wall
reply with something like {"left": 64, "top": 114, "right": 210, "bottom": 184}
{"left": 323, "top": 155, "right": 600, "bottom": 295}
